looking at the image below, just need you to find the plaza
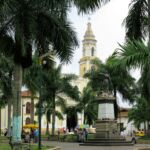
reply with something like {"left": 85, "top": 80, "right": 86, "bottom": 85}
{"left": 43, "top": 141, "right": 150, "bottom": 150}
{"left": 1, "top": 0, "right": 150, "bottom": 150}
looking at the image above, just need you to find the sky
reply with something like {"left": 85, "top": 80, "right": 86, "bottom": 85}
{"left": 62, "top": 0, "right": 137, "bottom": 107}
{"left": 62, "top": 0, "right": 131, "bottom": 75}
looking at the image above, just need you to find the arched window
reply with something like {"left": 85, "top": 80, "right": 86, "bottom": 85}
{"left": 25, "top": 117, "right": 31, "bottom": 124}
{"left": 91, "top": 47, "right": 95, "bottom": 56}
{"left": 26, "top": 102, "right": 31, "bottom": 114}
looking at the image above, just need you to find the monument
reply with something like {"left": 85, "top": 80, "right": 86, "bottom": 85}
{"left": 95, "top": 73, "right": 120, "bottom": 139}
{"left": 95, "top": 92, "right": 120, "bottom": 139}
{"left": 80, "top": 74, "right": 134, "bottom": 146}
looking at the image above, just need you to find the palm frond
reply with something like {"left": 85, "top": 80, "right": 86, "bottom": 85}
{"left": 55, "top": 110, "right": 64, "bottom": 120}
{"left": 116, "top": 40, "right": 150, "bottom": 69}
{"left": 123, "top": 0, "right": 147, "bottom": 40}
{"left": 73, "top": 0, "right": 110, "bottom": 13}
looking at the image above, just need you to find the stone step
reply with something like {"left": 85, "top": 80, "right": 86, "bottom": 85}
{"left": 87, "top": 138, "right": 126, "bottom": 142}
{"left": 85, "top": 140, "right": 130, "bottom": 143}
{"left": 79, "top": 142, "right": 134, "bottom": 146}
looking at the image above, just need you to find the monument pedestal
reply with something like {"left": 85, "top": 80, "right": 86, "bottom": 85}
{"left": 95, "top": 94, "right": 121, "bottom": 138}
{"left": 95, "top": 120, "right": 120, "bottom": 138}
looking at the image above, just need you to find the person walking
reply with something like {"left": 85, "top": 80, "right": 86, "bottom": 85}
{"left": 34, "top": 129, "right": 39, "bottom": 143}
{"left": 83, "top": 128, "right": 88, "bottom": 142}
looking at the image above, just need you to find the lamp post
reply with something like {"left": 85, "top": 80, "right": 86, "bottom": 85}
{"left": 38, "top": 55, "right": 48, "bottom": 150}
{"left": 38, "top": 49, "right": 54, "bottom": 150}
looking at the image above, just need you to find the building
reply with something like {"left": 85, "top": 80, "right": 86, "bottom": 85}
{"left": 117, "top": 107, "right": 135, "bottom": 136}
{"left": 0, "top": 21, "right": 136, "bottom": 134}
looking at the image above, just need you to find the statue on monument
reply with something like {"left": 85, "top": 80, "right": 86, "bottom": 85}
{"left": 98, "top": 72, "right": 113, "bottom": 97}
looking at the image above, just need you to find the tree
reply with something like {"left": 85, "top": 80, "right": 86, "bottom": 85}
{"left": 116, "top": 41, "right": 150, "bottom": 101}
{"left": 42, "top": 65, "right": 80, "bottom": 135}
{"left": 0, "top": 0, "right": 110, "bottom": 143}
{"left": 76, "top": 86, "right": 97, "bottom": 126}
{"left": 84, "top": 58, "right": 135, "bottom": 118}
{"left": 0, "top": 1, "right": 77, "bottom": 143}
{"left": 123, "top": 0, "right": 150, "bottom": 41}
{"left": 128, "top": 98, "right": 150, "bottom": 132}
{"left": 85, "top": 58, "right": 135, "bottom": 99}
{"left": 23, "top": 57, "right": 40, "bottom": 124}
{"left": 0, "top": 53, "right": 13, "bottom": 136}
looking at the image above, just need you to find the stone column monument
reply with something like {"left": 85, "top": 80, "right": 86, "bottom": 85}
{"left": 95, "top": 92, "right": 120, "bottom": 139}
{"left": 80, "top": 72, "right": 134, "bottom": 146}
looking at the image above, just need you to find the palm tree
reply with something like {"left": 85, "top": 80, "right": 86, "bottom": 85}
{"left": 42, "top": 98, "right": 65, "bottom": 135}
{"left": 120, "top": 0, "right": 150, "bottom": 133}
{"left": 76, "top": 86, "right": 97, "bottom": 126}
{"left": 123, "top": 0, "right": 150, "bottom": 41}
{"left": 85, "top": 58, "right": 135, "bottom": 100}
{"left": 84, "top": 58, "right": 135, "bottom": 118}
{"left": 128, "top": 97, "right": 150, "bottom": 132}
{"left": 23, "top": 57, "right": 40, "bottom": 124}
{"left": 116, "top": 41, "right": 150, "bottom": 101}
{"left": 0, "top": 0, "right": 110, "bottom": 143}
{"left": 42, "top": 65, "right": 80, "bottom": 135}
{"left": 0, "top": 54, "right": 13, "bottom": 136}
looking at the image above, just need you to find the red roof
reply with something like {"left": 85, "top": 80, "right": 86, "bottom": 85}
{"left": 21, "top": 91, "right": 32, "bottom": 97}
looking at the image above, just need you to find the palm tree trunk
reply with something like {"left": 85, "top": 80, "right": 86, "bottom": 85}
{"left": 12, "top": 64, "right": 22, "bottom": 143}
{"left": 113, "top": 88, "right": 117, "bottom": 97}
{"left": 113, "top": 88, "right": 118, "bottom": 119}
{"left": 0, "top": 107, "right": 1, "bottom": 135}
{"left": 46, "top": 120, "right": 49, "bottom": 135}
{"left": 148, "top": 0, "right": 150, "bottom": 40}
{"left": 7, "top": 98, "right": 12, "bottom": 137}
{"left": 52, "top": 92, "right": 55, "bottom": 136}
{"left": 144, "top": 121, "right": 147, "bottom": 135}
{"left": 30, "top": 96, "right": 34, "bottom": 124}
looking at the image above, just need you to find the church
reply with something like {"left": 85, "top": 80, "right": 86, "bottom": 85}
{"left": 0, "top": 21, "right": 136, "bottom": 135}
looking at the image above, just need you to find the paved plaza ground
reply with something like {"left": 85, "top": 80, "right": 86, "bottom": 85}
{"left": 43, "top": 141, "right": 150, "bottom": 150}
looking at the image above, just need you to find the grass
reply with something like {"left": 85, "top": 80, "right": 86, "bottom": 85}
{"left": 0, "top": 136, "right": 7, "bottom": 140}
{"left": 0, "top": 143, "right": 54, "bottom": 150}
{"left": 137, "top": 135, "right": 150, "bottom": 144}
{"left": 42, "top": 133, "right": 95, "bottom": 142}
{"left": 0, "top": 144, "right": 11, "bottom": 150}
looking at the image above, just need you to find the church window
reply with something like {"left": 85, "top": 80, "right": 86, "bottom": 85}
{"left": 91, "top": 47, "right": 95, "bottom": 56}
{"left": 25, "top": 117, "right": 31, "bottom": 125}
{"left": 26, "top": 102, "right": 31, "bottom": 114}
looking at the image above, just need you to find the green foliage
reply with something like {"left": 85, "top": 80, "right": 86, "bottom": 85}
{"left": 0, "top": 54, "right": 13, "bottom": 108}
{"left": 128, "top": 98, "right": 150, "bottom": 129}
{"left": 76, "top": 86, "right": 97, "bottom": 125}
{"left": 0, "top": 0, "right": 109, "bottom": 66}
{"left": 116, "top": 40, "right": 150, "bottom": 101}
{"left": 123, "top": 0, "right": 148, "bottom": 40}
{"left": 84, "top": 57, "right": 135, "bottom": 102}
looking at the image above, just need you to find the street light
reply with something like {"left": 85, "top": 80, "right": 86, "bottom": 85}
{"left": 38, "top": 54, "right": 49, "bottom": 150}
{"left": 38, "top": 50, "right": 54, "bottom": 150}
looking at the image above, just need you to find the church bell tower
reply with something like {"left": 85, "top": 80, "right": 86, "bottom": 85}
{"left": 79, "top": 21, "right": 97, "bottom": 77}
